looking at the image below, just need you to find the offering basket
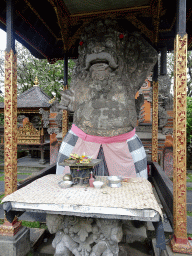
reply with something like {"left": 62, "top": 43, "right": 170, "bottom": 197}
{"left": 60, "top": 159, "right": 102, "bottom": 185}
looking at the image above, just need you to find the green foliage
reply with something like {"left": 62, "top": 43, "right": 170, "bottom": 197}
{"left": 187, "top": 173, "right": 192, "bottom": 182}
{"left": 21, "top": 220, "right": 47, "bottom": 229}
{"left": 0, "top": 42, "right": 76, "bottom": 100}
{"left": 22, "top": 221, "right": 41, "bottom": 228}
{"left": 0, "top": 113, "right": 4, "bottom": 125}
{"left": 0, "top": 193, "right": 4, "bottom": 204}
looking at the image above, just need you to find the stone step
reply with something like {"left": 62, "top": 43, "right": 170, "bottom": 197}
{"left": 30, "top": 228, "right": 46, "bottom": 251}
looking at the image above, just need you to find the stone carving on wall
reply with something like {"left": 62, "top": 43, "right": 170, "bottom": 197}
{"left": 50, "top": 99, "right": 60, "bottom": 113}
{"left": 158, "top": 74, "right": 173, "bottom": 111}
{"left": 59, "top": 19, "right": 157, "bottom": 137}
{"left": 158, "top": 105, "right": 168, "bottom": 128}
{"left": 55, "top": 112, "right": 63, "bottom": 128}
{"left": 17, "top": 115, "right": 26, "bottom": 128}
{"left": 162, "top": 127, "right": 173, "bottom": 135}
{"left": 39, "top": 108, "right": 49, "bottom": 128}
{"left": 31, "top": 115, "right": 41, "bottom": 129}
{"left": 47, "top": 127, "right": 61, "bottom": 135}
{"left": 46, "top": 214, "right": 123, "bottom": 256}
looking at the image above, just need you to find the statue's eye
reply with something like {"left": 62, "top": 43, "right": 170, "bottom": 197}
{"left": 105, "top": 39, "right": 114, "bottom": 48}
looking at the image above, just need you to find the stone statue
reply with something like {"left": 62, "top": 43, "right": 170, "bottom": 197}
{"left": 57, "top": 19, "right": 158, "bottom": 178}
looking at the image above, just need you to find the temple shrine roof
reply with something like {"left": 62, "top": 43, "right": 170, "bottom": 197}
{"left": 0, "top": 85, "right": 51, "bottom": 109}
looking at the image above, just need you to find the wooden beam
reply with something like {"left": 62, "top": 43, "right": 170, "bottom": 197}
{"left": 126, "top": 15, "right": 154, "bottom": 44}
{"left": 24, "top": 0, "right": 58, "bottom": 40}
{"left": 70, "top": 5, "right": 150, "bottom": 18}
{"left": 68, "top": 21, "right": 89, "bottom": 50}
{"left": 52, "top": 0, "right": 70, "bottom": 51}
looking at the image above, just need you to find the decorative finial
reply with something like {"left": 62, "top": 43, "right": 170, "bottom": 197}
{"left": 49, "top": 96, "right": 56, "bottom": 104}
{"left": 34, "top": 76, "right": 39, "bottom": 86}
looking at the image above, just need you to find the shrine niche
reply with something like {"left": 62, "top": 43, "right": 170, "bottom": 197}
{"left": 17, "top": 121, "right": 42, "bottom": 144}
{"left": 0, "top": 78, "right": 53, "bottom": 164}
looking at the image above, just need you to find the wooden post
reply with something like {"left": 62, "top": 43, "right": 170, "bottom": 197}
{"left": 151, "top": 63, "right": 158, "bottom": 163}
{"left": 62, "top": 53, "right": 68, "bottom": 139}
{"left": 170, "top": 0, "right": 192, "bottom": 253}
{"left": 0, "top": 0, "right": 22, "bottom": 237}
{"left": 4, "top": 0, "right": 17, "bottom": 197}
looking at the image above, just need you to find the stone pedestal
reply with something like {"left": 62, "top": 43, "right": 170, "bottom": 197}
{"left": 46, "top": 214, "right": 123, "bottom": 256}
{"left": 0, "top": 226, "right": 30, "bottom": 256}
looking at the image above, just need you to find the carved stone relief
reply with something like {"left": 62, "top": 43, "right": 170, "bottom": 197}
{"left": 39, "top": 108, "right": 49, "bottom": 128}
{"left": 46, "top": 214, "right": 123, "bottom": 256}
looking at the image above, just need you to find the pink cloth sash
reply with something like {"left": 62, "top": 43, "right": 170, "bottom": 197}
{"left": 71, "top": 124, "right": 135, "bottom": 144}
{"left": 66, "top": 125, "right": 137, "bottom": 178}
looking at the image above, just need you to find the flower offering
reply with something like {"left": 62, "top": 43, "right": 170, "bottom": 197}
{"left": 68, "top": 153, "right": 92, "bottom": 164}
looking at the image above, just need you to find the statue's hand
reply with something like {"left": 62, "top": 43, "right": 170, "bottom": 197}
{"left": 59, "top": 89, "right": 75, "bottom": 111}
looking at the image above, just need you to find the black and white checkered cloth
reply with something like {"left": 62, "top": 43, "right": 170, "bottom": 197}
{"left": 57, "top": 129, "right": 147, "bottom": 179}
{"left": 127, "top": 134, "right": 148, "bottom": 179}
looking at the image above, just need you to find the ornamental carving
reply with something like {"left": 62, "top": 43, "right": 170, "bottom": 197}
{"left": 4, "top": 50, "right": 18, "bottom": 196}
{"left": 17, "top": 122, "right": 41, "bottom": 144}
{"left": 171, "top": 34, "right": 192, "bottom": 253}
{"left": 46, "top": 214, "right": 123, "bottom": 256}
{"left": 39, "top": 108, "right": 49, "bottom": 128}
{"left": 158, "top": 106, "right": 168, "bottom": 128}
{"left": 152, "top": 81, "right": 159, "bottom": 162}
{"left": 59, "top": 18, "right": 158, "bottom": 137}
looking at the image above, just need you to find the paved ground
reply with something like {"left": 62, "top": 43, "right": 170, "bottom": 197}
{"left": 0, "top": 156, "right": 48, "bottom": 222}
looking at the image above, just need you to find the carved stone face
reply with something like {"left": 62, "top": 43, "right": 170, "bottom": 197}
{"left": 65, "top": 19, "right": 158, "bottom": 136}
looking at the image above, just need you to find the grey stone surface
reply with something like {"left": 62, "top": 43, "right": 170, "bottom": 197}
{"left": 123, "top": 220, "right": 147, "bottom": 243}
{"left": 187, "top": 182, "right": 192, "bottom": 187}
{"left": 0, "top": 181, "right": 4, "bottom": 192}
{"left": 19, "top": 212, "right": 46, "bottom": 223}
{"left": 17, "top": 174, "right": 32, "bottom": 180}
{"left": 187, "top": 190, "right": 192, "bottom": 212}
{"left": 0, "top": 226, "right": 30, "bottom": 256}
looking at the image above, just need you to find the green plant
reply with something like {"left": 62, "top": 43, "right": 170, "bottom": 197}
{"left": 187, "top": 173, "right": 192, "bottom": 182}
{"left": 21, "top": 221, "right": 47, "bottom": 229}
{"left": 22, "top": 221, "right": 41, "bottom": 228}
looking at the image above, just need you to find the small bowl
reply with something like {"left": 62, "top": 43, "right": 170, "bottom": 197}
{"left": 58, "top": 180, "right": 73, "bottom": 189}
{"left": 93, "top": 181, "right": 104, "bottom": 189}
{"left": 108, "top": 176, "right": 122, "bottom": 187}
{"left": 63, "top": 173, "right": 72, "bottom": 181}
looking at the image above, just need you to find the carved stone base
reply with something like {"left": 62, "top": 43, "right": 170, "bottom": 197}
{"left": 0, "top": 218, "right": 22, "bottom": 236}
{"left": 170, "top": 236, "right": 192, "bottom": 254}
{"left": 46, "top": 214, "right": 123, "bottom": 256}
